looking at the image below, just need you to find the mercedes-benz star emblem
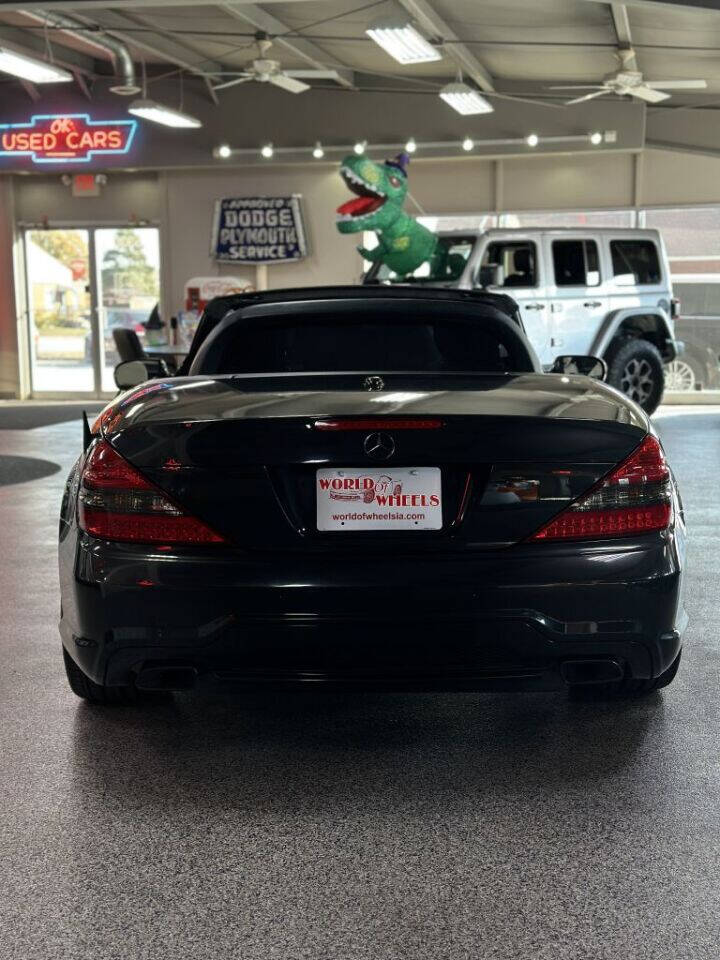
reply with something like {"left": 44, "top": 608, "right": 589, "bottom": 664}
{"left": 364, "top": 432, "right": 395, "bottom": 461}
{"left": 362, "top": 375, "right": 385, "bottom": 392}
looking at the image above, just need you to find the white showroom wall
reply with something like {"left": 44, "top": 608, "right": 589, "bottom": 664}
{"left": 162, "top": 165, "right": 361, "bottom": 298}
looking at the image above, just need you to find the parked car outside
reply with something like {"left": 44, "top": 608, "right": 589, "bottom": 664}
{"left": 664, "top": 281, "right": 720, "bottom": 392}
{"left": 84, "top": 308, "right": 148, "bottom": 364}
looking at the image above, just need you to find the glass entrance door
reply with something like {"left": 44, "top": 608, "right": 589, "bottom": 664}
{"left": 24, "top": 226, "right": 161, "bottom": 397}
{"left": 95, "top": 228, "right": 161, "bottom": 394}
{"left": 25, "top": 229, "right": 94, "bottom": 393}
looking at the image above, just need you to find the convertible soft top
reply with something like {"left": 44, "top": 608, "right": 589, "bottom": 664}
{"left": 178, "top": 285, "right": 523, "bottom": 375}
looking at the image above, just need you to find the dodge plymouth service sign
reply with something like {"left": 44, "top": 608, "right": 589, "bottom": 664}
{"left": 316, "top": 468, "right": 442, "bottom": 531}
{"left": 212, "top": 195, "right": 308, "bottom": 264}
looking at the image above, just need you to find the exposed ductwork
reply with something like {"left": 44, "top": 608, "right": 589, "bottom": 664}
{"left": 20, "top": 9, "right": 140, "bottom": 94}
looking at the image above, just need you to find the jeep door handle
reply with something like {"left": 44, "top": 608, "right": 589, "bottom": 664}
{"left": 583, "top": 301, "right": 602, "bottom": 308}
{"left": 524, "top": 303, "right": 546, "bottom": 310}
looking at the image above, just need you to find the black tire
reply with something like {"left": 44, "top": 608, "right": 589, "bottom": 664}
{"left": 571, "top": 651, "right": 681, "bottom": 700}
{"left": 63, "top": 647, "right": 136, "bottom": 705}
{"left": 606, "top": 338, "right": 665, "bottom": 415}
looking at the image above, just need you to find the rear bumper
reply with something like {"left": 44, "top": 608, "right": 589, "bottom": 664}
{"left": 60, "top": 530, "right": 687, "bottom": 691}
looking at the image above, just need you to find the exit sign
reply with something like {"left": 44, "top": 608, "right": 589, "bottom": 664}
{"left": 0, "top": 114, "right": 136, "bottom": 164}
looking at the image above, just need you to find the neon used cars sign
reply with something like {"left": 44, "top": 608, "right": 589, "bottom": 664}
{"left": 0, "top": 114, "right": 136, "bottom": 164}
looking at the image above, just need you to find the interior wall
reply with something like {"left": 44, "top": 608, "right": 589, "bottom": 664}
{"left": 162, "top": 166, "right": 361, "bottom": 301}
{"left": 642, "top": 149, "right": 720, "bottom": 207}
{"left": 502, "top": 152, "right": 635, "bottom": 210}
{"left": 13, "top": 173, "right": 162, "bottom": 224}
{"left": 0, "top": 178, "right": 18, "bottom": 398}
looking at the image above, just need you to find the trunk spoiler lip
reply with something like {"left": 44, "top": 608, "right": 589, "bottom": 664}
{"left": 95, "top": 370, "right": 649, "bottom": 437}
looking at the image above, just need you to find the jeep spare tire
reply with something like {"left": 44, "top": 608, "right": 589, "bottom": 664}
{"left": 606, "top": 339, "right": 664, "bottom": 415}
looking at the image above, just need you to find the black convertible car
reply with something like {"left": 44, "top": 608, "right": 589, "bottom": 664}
{"left": 59, "top": 286, "right": 687, "bottom": 703}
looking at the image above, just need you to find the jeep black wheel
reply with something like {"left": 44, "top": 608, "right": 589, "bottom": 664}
{"left": 606, "top": 339, "right": 665, "bottom": 415}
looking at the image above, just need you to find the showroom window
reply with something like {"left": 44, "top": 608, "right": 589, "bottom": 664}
{"left": 642, "top": 206, "right": 720, "bottom": 278}
{"left": 552, "top": 240, "right": 601, "bottom": 287}
{"left": 643, "top": 207, "right": 720, "bottom": 395}
{"left": 610, "top": 239, "right": 661, "bottom": 285}
{"left": 499, "top": 209, "right": 635, "bottom": 229}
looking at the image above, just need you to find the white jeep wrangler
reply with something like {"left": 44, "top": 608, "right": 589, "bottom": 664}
{"left": 365, "top": 227, "right": 681, "bottom": 415}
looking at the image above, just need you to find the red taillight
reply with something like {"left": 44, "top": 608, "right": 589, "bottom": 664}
{"left": 78, "top": 440, "right": 225, "bottom": 545}
{"left": 529, "top": 435, "right": 672, "bottom": 542}
{"left": 314, "top": 419, "right": 443, "bottom": 431}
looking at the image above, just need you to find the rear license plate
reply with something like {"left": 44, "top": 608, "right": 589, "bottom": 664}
{"left": 316, "top": 467, "right": 442, "bottom": 531}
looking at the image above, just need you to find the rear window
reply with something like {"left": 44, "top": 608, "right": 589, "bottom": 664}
{"left": 610, "top": 240, "right": 661, "bottom": 285}
{"left": 207, "top": 317, "right": 530, "bottom": 376}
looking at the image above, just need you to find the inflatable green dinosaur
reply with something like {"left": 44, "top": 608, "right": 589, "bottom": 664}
{"left": 335, "top": 151, "right": 438, "bottom": 277}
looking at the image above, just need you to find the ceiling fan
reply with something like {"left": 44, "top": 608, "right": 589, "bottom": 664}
{"left": 549, "top": 49, "right": 707, "bottom": 104}
{"left": 212, "top": 37, "right": 311, "bottom": 94}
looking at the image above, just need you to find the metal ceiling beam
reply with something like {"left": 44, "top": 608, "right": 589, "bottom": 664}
{"left": 583, "top": 0, "right": 720, "bottom": 11}
{"left": 2, "top": 0, "right": 714, "bottom": 9}
{"left": 395, "top": 0, "right": 495, "bottom": 93}
{"left": 285, "top": 68, "right": 355, "bottom": 86}
{"left": 609, "top": 3, "right": 637, "bottom": 69}
{"left": 75, "top": 8, "right": 225, "bottom": 79}
{"left": 647, "top": 138, "right": 720, "bottom": 159}
{"left": 18, "top": 79, "right": 40, "bottom": 102}
{"left": 0, "top": 23, "right": 96, "bottom": 76}
{"left": 0, "top": 0, "right": 318, "bottom": 8}
{"left": 72, "top": 69, "right": 92, "bottom": 100}
{"left": 21, "top": 9, "right": 138, "bottom": 92}
{"left": 218, "top": 2, "right": 355, "bottom": 88}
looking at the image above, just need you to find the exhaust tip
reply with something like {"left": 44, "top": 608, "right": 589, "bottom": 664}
{"left": 560, "top": 659, "right": 624, "bottom": 686}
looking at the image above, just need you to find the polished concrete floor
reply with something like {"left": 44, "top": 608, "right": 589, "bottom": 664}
{"left": 0, "top": 406, "right": 718, "bottom": 960}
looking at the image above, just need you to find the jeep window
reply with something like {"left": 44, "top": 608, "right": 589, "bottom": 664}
{"left": 552, "top": 240, "right": 601, "bottom": 287}
{"left": 610, "top": 240, "right": 661, "bottom": 285}
{"left": 478, "top": 242, "right": 537, "bottom": 288}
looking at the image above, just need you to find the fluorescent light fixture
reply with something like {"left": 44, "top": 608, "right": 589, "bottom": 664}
{"left": 353, "top": 140, "right": 366, "bottom": 155}
{"left": 526, "top": 133, "right": 539, "bottom": 147}
{"left": 590, "top": 131, "right": 602, "bottom": 145}
{"left": 261, "top": 142, "right": 273, "bottom": 159}
{"left": 462, "top": 136, "right": 474, "bottom": 152}
{"left": 0, "top": 47, "right": 72, "bottom": 84}
{"left": 217, "top": 144, "right": 232, "bottom": 159}
{"left": 440, "top": 82, "right": 494, "bottom": 116}
{"left": 405, "top": 137, "right": 417, "bottom": 154}
{"left": 366, "top": 18, "right": 441, "bottom": 65}
{"left": 312, "top": 141, "right": 325, "bottom": 159}
{"left": 128, "top": 99, "right": 202, "bottom": 129}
